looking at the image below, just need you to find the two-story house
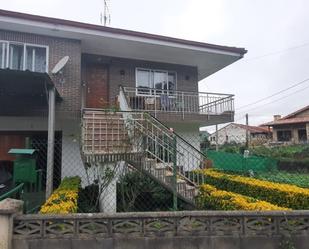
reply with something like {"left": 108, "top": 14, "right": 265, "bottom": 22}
{"left": 0, "top": 9, "right": 246, "bottom": 211}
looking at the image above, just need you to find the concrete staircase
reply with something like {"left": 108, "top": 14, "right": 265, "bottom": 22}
{"left": 81, "top": 109, "right": 200, "bottom": 206}
{"left": 141, "top": 158, "right": 197, "bottom": 203}
{"left": 82, "top": 110, "right": 132, "bottom": 155}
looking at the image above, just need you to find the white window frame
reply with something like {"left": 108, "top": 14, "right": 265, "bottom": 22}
{"left": 0, "top": 40, "right": 49, "bottom": 73}
{"left": 135, "top": 67, "right": 177, "bottom": 96}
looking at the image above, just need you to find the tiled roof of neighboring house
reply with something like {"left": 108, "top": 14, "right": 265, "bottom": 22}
{"left": 263, "top": 105, "right": 309, "bottom": 126}
{"left": 233, "top": 123, "right": 270, "bottom": 133}
{"left": 0, "top": 9, "right": 247, "bottom": 55}
{"left": 210, "top": 123, "right": 269, "bottom": 135}
{"left": 282, "top": 105, "right": 309, "bottom": 119}
{"left": 264, "top": 117, "right": 309, "bottom": 126}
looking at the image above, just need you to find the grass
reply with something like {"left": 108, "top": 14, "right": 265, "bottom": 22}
{"left": 251, "top": 145, "right": 309, "bottom": 160}
{"left": 253, "top": 171, "right": 309, "bottom": 189}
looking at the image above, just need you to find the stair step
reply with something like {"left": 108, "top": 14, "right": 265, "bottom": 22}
{"left": 83, "top": 143, "right": 131, "bottom": 147}
{"left": 83, "top": 134, "right": 129, "bottom": 141}
{"left": 83, "top": 112, "right": 122, "bottom": 117}
{"left": 83, "top": 123, "right": 126, "bottom": 130}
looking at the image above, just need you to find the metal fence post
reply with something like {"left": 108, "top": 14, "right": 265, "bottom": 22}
{"left": 171, "top": 129, "right": 178, "bottom": 211}
{"left": 46, "top": 86, "right": 55, "bottom": 199}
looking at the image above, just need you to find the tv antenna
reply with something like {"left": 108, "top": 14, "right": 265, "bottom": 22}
{"left": 100, "top": 0, "right": 111, "bottom": 26}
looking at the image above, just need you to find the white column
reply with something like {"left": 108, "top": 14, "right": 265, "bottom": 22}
{"left": 46, "top": 87, "right": 56, "bottom": 198}
{"left": 0, "top": 199, "right": 23, "bottom": 249}
{"left": 99, "top": 162, "right": 125, "bottom": 213}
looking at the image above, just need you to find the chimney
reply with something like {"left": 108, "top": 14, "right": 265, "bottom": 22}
{"left": 273, "top": 115, "right": 281, "bottom": 121}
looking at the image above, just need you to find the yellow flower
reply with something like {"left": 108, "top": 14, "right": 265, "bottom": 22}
{"left": 40, "top": 177, "right": 80, "bottom": 214}
{"left": 198, "top": 184, "right": 290, "bottom": 211}
{"left": 197, "top": 169, "right": 309, "bottom": 209}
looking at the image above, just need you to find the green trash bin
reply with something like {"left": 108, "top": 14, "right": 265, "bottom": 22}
{"left": 8, "top": 149, "right": 41, "bottom": 191}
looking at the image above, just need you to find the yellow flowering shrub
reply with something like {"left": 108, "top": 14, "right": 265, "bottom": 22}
{"left": 40, "top": 176, "right": 81, "bottom": 214}
{"left": 198, "top": 169, "right": 309, "bottom": 209}
{"left": 197, "top": 184, "right": 290, "bottom": 211}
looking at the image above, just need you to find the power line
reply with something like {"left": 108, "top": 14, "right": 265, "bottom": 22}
{"left": 244, "top": 41, "right": 309, "bottom": 61}
{"left": 236, "top": 77, "right": 309, "bottom": 111}
{"left": 236, "top": 83, "right": 309, "bottom": 116}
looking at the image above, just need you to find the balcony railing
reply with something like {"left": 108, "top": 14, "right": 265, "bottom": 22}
{"left": 122, "top": 87, "right": 234, "bottom": 116}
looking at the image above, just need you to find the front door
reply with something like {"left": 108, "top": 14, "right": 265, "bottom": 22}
{"left": 85, "top": 64, "right": 109, "bottom": 108}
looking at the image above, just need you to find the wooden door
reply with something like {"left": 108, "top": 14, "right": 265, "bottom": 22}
{"left": 85, "top": 64, "right": 109, "bottom": 108}
{"left": 0, "top": 135, "right": 25, "bottom": 161}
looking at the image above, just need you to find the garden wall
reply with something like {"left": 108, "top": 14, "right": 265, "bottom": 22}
{"left": 12, "top": 211, "right": 309, "bottom": 249}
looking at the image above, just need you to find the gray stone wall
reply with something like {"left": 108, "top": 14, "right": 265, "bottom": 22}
{"left": 12, "top": 211, "right": 309, "bottom": 249}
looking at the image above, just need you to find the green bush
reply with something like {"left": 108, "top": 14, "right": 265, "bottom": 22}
{"left": 117, "top": 171, "right": 188, "bottom": 212}
{"left": 78, "top": 184, "right": 100, "bottom": 213}
{"left": 199, "top": 169, "right": 309, "bottom": 209}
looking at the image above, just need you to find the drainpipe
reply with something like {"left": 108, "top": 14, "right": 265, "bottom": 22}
{"left": 46, "top": 86, "right": 56, "bottom": 199}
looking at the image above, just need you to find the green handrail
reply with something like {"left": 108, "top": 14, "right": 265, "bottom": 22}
{"left": 0, "top": 183, "right": 24, "bottom": 201}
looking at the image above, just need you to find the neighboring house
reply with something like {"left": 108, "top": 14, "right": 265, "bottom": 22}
{"left": 264, "top": 105, "right": 309, "bottom": 144}
{"left": 209, "top": 123, "right": 271, "bottom": 145}
{"left": 0, "top": 9, "right": 246, "bottom": 211}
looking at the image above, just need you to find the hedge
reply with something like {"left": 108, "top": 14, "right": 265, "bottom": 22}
{"left": 40, "top": 176, "right": 81, "bottom": 214}
{"left": 197, "top": 184, "right": 289, "bottom": 211}
{"left": 198, "top": 169, "right": 309, "bottom": 209}
{"left": 278, "top": 158, "right": 309, "bottom": 172}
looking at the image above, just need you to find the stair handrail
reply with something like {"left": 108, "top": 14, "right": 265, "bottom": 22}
{"left": 120, "top": 86, "right": 208, "bottom": 186}
{"left": 120, "top": 86, "right": 207, "bottom": 159}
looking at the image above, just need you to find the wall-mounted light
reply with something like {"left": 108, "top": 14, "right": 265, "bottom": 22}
{"left": 185, "top": 75, "right": 190, "bottom": 80}
{"left": 120, "top": 69, "right": 125, "bottom": 76}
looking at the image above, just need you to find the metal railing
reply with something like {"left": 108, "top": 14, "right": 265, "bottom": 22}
{"left": 119, "top": 87, "right": 207, "bottom": 186}
{"left": 123, "top": 86, "right": 234, "bottom": 116}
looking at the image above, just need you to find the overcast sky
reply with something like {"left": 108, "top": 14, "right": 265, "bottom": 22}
{"left": 2, "top": 0, "right": 309, "bottom": 131}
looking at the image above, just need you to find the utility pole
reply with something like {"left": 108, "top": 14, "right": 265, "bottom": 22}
{"left": 245, "top": 113, "right": 249, "bottom": 148}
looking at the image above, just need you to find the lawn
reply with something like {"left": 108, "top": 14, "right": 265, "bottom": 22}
{"left": 254, "top": 171, "right": 309, "bottom": 188}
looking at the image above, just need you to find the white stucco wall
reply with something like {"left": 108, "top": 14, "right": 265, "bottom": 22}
{"left": 209, "top": 124, "right": 246, "bottom": 145}
{"left": 166, "top": 122, "right": 201, "bottom": 171}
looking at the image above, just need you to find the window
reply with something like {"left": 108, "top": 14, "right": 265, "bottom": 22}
{"left": 298, "top": 129, "right": 307, "bottom": 142}
{"left": 9, "top": 43, "right": 24, "bottom": 70}
{"left": 0, "top": 42, "right": 7, "bottom": 69}
{"left": 0, "top": 40, "right": 48, "bottom": 72}
{"left": 277, "top": 130, "right": 292, "bottom": 142}
{"left": 136, "top": 68, "right": 176, "bottom": 95}
{"left": 25, "top": 46, "right": 47, "bottom": 73}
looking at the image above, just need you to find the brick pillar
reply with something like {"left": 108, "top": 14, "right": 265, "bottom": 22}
{"left": 306, "top": 123, "right": 309, "bottom": 142}
{"left": 0, "top": 199, "right": 23, "bottom": 249}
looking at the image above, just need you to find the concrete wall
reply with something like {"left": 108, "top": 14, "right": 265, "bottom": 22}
{"left": 12, "top": 236, "right": 309, "bottom": 249}
{"left": 11, "top": 211, "right": 309, "bottom": 249}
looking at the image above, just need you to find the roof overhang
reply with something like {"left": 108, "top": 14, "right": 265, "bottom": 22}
{"left": 0, "top": 9, "right": 247, "bottom": 81}
{"left": 0, "top": 69, "right": 61, "bottom": 100}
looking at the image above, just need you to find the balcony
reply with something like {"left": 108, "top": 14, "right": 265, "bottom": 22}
{"left": 122, "top": 87, "right": 234, "bottom": 125}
